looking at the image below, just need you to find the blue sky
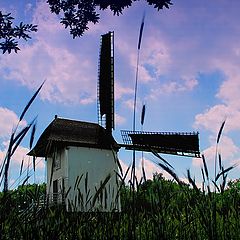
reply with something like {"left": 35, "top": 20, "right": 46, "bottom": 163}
{"left": 1, "top": 0, "right": 240, "bottom": 188}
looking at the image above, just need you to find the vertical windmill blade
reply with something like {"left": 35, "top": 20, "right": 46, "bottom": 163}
{"left": 98, "top": 31, "right": 114, "bottom": 133}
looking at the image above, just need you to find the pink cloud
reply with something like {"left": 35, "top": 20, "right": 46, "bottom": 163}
{"left": 0, "top": 137, "right": 44, "bottom": 170}
{"left": 0, "top": 143, "right": 45, "bottom": 189}
{"left": 0, "top": 106, "right": 44, "bottom": 189}
{"left": 115, "top": 82, "right": 133, "bottom": 100}
{"left": 194, "top": 104, "right": 240, "bottom": 134}
{"left": 192, "top": 136, "right": 239, "bottom": 170}
{"left": 123, "top": 99, "right": 134, "bottom": 110}
{"left": 119, "top": 156, "right": 171, "bottom": 182}
{"left": 115, "top": 113, "right": 126, "bottom": 126}
{"left": 0, "top": 1, "right": 98, "bottom": 105}
{"left": 0, "top": 107, "right": 27, "bottom": 139}
{"left": 0, "top": 32, "right": 96, "bottom": 105}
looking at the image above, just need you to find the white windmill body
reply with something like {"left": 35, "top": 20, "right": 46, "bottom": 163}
{"left": 29, "top": 117, "right": 120, "bottom": 211}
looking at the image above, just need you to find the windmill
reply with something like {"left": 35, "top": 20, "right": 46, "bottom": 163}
{"left": 29, "top": 31, "right": 200, "bottom": 211}
{"left": 97, "top": 31, "right": 200, "bottom": 159}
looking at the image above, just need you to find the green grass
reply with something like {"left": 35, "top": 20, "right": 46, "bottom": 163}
{"left": 1, "top": 83, "right": 240, "bottom": 239}
{"left": 1, "top": 174, "right": 240, "bottom": 239}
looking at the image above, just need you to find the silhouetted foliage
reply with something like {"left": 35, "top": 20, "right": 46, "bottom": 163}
{"left": 47, "top": 0, "right": 172, "bottom": 38}
{"left": 1, "top": 1, "right": 172, "bottom": 53}
{"left": 0, "top": 11, "right": 37, "bottom": 54}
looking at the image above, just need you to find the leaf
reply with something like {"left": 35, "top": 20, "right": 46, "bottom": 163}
{"left": 85, "top": 172, "right": 88, "bottom": 194}
{"left": 21, "top": 176, "right": 30, "bottom": 186}
{"left": 142, "top": 159, "right": 147, "bottom": 182}
{"left": 19, "top": 158, "right": 24, "bottom": 176}
{"left": 0, "top": 133, "right": 14, "bottom": 180}
{"left": 74, "top": 174, "right": 83, "bottom": 191}
{"left": 220, "top": 172, "right": 228, "bottom": 193}
{"left": 11, "top": 125, "right": 31, "bottom": 157}
{"left": 141, "top": 104, "right": 146, "bottom": 126}
{"left": 215, "top": 165, "right": 236, "bottom": 182}
{"left": 115, "top": 165, "right": 130, "bottom": 183}
{"left": 151, "top": 148, "right": 174, "bottom": 169}
{"left": 33, "top": 156, "right": 36, "bottom": 172}
{"left": 112, "top": 148, "right": 123, "bottom": 177}
{"left": 19, "top": 81, "right": 45, "bottom": 121}
{"left": 187, "top": 169, "right": 199, "bottom": 192}
{"left": 65, "top": 186, "right": 71, "bottom": 199}
{"left": 212, "top": 180, "right": 220, "bottom": 192}
{"left": 157, "top": 161, "right": 182, "bottom": 185}
{"left": 29, "top": 120, "right": 37, "bottom": 149}
{"left": 201, "top": 167, "right": 205, "bottom": 183}
{"left": 2, "top": 133, "right": 15, "bottom": 191}
{"left": 48, "top": 151, "right": 55, "bottom": 192}
{"left": 74, "top": 176, "right": 79, "bottom": 191}
{"left": 147, "top": 0, "right": 173, "bottom": 10}
{"left": 92, "top": 173, "right": 111, "bottom": 207}
{"left": 217, "top": 119, "right": 226, "bottom": 144}
{"left": 138, "top": 12, "right": 145, "bottom": 50}
{"left": 218, "top": 153, "right": 222, "bottom": 171}
{"left": 201, "top": 154, "right": 209, "bottom": 180}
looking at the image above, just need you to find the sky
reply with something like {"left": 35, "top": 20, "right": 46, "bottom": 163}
{"left": 1, "top": 0, "right": 240, "bottom": 189}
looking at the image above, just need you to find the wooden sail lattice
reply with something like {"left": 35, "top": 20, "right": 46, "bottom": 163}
{"left": 97, "top": 31, "right": 114, "bottom": 133}
{"left": 120, "top": 130, "right": 200, "bottom": 157}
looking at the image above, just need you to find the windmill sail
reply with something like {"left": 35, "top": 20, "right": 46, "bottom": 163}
{"left": 121, "top": 130, "right": 200, "bottom": 157}
{"left": 97, "top": 31, "right": 200, "bottom": 158}
{"left": 98, "top": 32, "right": 114, "bottom": 133}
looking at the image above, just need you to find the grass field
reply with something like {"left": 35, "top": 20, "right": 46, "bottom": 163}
{"left": 1, "top": 83, "right": 239, "bottom": 239}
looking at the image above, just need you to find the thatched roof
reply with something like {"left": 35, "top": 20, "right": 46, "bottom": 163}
{"left": 28, "top": 117, "right": 119, "bottom": 157}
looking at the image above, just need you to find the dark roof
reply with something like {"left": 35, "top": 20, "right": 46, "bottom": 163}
{"left": 28, "top": 118, "right": 119, "bottom": 157}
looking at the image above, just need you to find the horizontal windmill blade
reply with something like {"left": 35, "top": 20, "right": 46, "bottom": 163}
{"left": 120, "top": 130, "right": 200, "bottom": 158}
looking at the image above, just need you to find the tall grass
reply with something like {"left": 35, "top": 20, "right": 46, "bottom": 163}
{"left": 1, "top": 166, "right": 240, "bottom": 239}
{"left": 1, "top": 156, "right": 240, "bottom": 239}
{"left": 0, "top": 81, "right": 44, "bottom": 192}
{"left": 1, "top": 86, "right": 239, "bottom": 239}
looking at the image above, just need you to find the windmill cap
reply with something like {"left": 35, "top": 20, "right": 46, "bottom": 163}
{"left": 28, "top": 118, "right": 119, "bottom": 157}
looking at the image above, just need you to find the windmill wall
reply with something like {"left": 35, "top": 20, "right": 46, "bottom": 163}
{"left": 47, "top": 145, "right": 120, "bottom": 211}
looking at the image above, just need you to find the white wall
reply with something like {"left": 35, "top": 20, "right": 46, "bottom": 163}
{"left": 46, "top": 147, "right": 68, "bottom": 203}
{"left": 46, "top": 145, "right": 120, "bottom": 211}
{"left": 66, "top": 146, "right": 120, "bottom": 211}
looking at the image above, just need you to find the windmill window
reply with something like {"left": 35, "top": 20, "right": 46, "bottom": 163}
{"left": 53, "top": 180, "right": 58, "bottom": 203}
{"left": 53, "top": 149, "right": 62, "bottom": 170}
